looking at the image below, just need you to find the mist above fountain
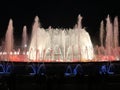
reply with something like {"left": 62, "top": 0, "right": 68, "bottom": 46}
{"left": 28, "top": 15, "right": 94, "bottom": 62}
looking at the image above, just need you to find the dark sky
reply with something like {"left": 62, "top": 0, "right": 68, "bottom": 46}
{"left": 0, "top": 0, "right": 120, "bottom": 45}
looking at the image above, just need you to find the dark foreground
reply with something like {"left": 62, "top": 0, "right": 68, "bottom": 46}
{"left": 1, "top": 75, "right": 120, "bottom": 90}
{"left": 0, "top": 61, "right": 120, "bottom": 90}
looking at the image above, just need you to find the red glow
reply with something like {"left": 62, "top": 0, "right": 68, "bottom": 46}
{"left": 0, "top": 54, "right": 117, "bottom": 62}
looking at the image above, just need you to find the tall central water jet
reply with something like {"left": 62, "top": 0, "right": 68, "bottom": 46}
{"left": 28, "top": 15, "right": 94, "bottom": 62}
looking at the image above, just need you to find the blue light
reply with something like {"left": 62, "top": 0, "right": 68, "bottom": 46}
{"left": 99, "top": 63, "right": 114, "bottom": 75}
{"left": 64, "top": 65, "right": 73, "bottom": 77}
{"left": 28, "top": 64, "right": 37, "bottom": 75}
{"left": 37, "top": 63, "right": 46, "bottom": 75}
{"left": 73, "top": 64, "right": 83, "bottom": 76}
{"left": 0, "top": 64, "right": 5, "bottom": 74}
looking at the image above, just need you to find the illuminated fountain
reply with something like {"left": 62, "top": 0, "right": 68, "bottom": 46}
{"left": 28, "top": 15, "right": 94, "bottom": 62}
{"left": 0, "top": 14, "right": 119, "bottom": 62}
{"left": 97, "top": 15, "right": 119, "bottom": 61}
{"left": 1, "top": 19, "right": 14, "bottom": 61}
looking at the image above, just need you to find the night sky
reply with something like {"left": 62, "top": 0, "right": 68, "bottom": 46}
{"left": 0, "top": 0, "right": 120, "bottom": 46}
